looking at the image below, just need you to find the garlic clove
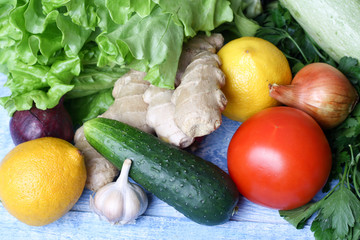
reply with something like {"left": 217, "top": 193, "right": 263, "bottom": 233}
{"left": 90, "top": 183, "right": 125, "bottom": 224}
{"left": 120, "top": 191, "right": 144, "bottom": 224}
{"left": 89, "top": 159, "right": 148, "bottom": 225}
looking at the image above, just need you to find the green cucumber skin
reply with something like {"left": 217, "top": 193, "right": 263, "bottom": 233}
{"left": 84, "top": 117, "right": 239, "bottom": 226}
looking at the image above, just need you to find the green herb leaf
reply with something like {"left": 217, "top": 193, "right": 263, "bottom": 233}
{"left": 279, "top": 202, "right": 322, "bottom": 229}
{"left": 313, "top": 185, "right": 360, "bottom": 239}
{"left": 280, "top": 184, "right": 360, "bottom": 240}
{"left": 310, "top": 221, "right": 334, "bottom": 240}
{"left": 352, "top": 222, "right": 360, "bottom": 240}
{"left": 338, "top": 57, "right": 360, "bottom": 85}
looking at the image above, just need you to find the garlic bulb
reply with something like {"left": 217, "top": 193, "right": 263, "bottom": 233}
{"left": 90, "top": 159, "right": 148, "bottom": 225}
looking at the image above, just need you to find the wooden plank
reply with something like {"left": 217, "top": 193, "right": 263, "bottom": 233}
{"left": 0, "top": 205, "right": 314, "bottom": 240}
{"left": 74, "top": 189, "right": 293, "bottom": 224}
{"left": 1, "top": 185, "right": 316, "bottom": 239}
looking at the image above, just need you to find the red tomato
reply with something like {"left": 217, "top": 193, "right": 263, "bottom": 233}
{"left": 227, "top": 106, "right": 332, "bottom": 210}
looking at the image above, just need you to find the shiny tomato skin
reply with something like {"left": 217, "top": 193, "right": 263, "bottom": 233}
{"left": 227, "top": 106, "right": 332, "bottom": 210}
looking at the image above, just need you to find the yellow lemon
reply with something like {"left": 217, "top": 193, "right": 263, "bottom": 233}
{"left": 0, "top": 137, "right": 86, "bottom": 226}
{"left": 218, "top": 37, "right": 292, "bottom": 122}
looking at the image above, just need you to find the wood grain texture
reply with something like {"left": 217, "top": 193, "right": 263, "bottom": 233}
{"left": 0, "top": 74, "right": 315, "bottom": 239}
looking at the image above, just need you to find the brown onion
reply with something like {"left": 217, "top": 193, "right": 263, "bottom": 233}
{"left": 269, "top": 62, "right": 358, "bottom": 129}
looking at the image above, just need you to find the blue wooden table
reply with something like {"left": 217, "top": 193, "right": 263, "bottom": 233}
{"left": 0, "top": 73, "right": 316, "bottom": 239}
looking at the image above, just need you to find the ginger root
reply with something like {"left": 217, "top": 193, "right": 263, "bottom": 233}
{"left": 74, "top": 70, "right": 153, "bottom": 191}
{"left": 143, "top": 85, "right": 194, "bottom": 148}
{"left": 143, "top": 33, "right": 227, "bottom": 144}
{"left": 74, "top": 127, "right": 118, "bottom": 192}
{"left": 101, "top": 70, "right": 153, "bottom": 133}
{"left": 175, "top": 33, "right": 224, "bottom": 86}
{"left": 172, "top": 36, "right": 227, "bottom": 138}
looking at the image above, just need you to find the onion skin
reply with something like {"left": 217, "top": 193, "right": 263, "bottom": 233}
{"left": 269, "top": 62, "right": 358, "bottom": 129}
{"left": 10, "top": 99, "right": 74, "bottom": 145}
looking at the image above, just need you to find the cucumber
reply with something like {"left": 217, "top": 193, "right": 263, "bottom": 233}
{"left": 83, "top": 117, "right": 239, "bottom": 226}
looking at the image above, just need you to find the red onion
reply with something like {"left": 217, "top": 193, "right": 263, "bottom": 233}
{"left": 10, "top": 98, "right": 74, "bottom": 145}
{"left": 269, "top": 62, "right": 358, "bottom": 129}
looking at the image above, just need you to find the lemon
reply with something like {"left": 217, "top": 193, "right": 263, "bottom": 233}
{"left": 0, "top": 137, "right": 86, "bottom": 226}
{"left": 218, "top": 37, "right": 292, "bottom": 122}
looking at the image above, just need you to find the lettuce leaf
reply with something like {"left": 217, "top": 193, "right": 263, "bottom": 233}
{"left": 154, "top": 0, "right": 233, "bottom": 37}
{"left": 0, "top": 0, "right": 233, "bottom": 121}
{"left": 96, "top": 6, "right": 184, "bottom": 88}
{"left": 65, "top": 90, "right": 114, "bottom": 127}
{"left": 66, "top": 65, "right": 129, "bottom": 99}
{"left": 1, "top": 56, "right": 80, "bottom": 115}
